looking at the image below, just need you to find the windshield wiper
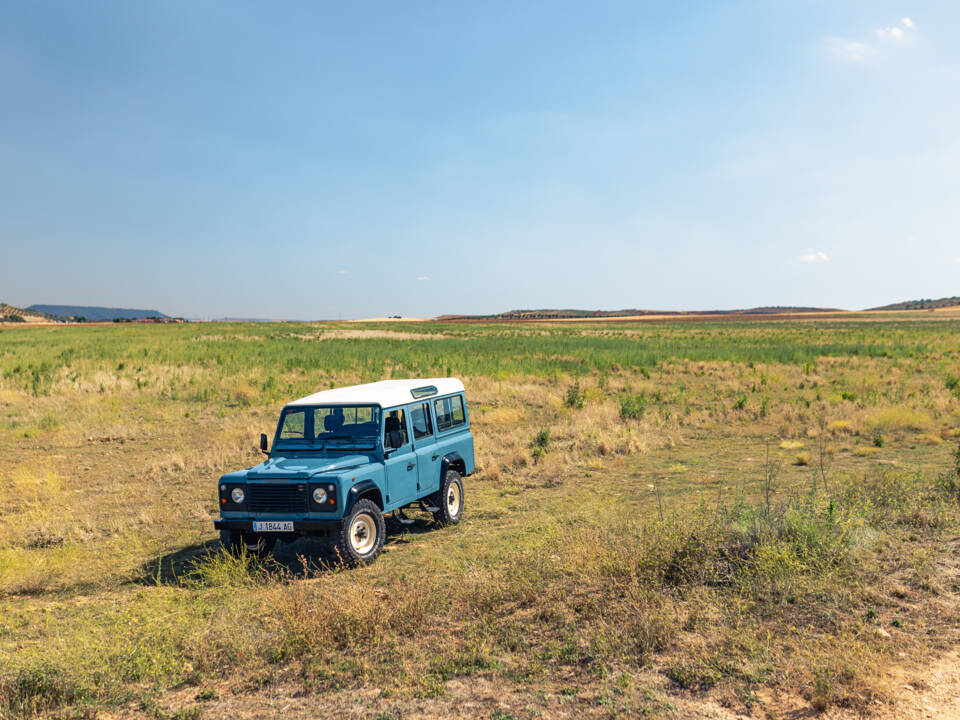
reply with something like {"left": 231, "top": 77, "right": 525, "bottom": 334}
{"left": 320, "top": 435, "right": 377, "bottom": 450}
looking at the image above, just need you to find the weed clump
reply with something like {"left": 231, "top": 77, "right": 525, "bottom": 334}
{"left": 564, "top": 381, "right": 585, "bottom": 409}
{"left": 531, "top": 427, "right": 550, "bottom": 463}
{"left": 619, "top": 393, "right": 646, "bottom": 421}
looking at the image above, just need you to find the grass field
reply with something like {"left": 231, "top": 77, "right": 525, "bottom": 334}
{"left": 2, "top": 319, "right": 960, "bottom": 718}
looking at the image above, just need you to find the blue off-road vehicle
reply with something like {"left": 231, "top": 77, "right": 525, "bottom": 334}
{"left": 214, "top": 378, "right": 474, "bottom": 565}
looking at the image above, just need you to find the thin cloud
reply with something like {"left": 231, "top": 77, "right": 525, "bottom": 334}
{"left": 826, "top": 37, "right": 876, "bottom": 63}
{"left": 416, "top": 275, "right": 430, "bottom": 281}
{"left": 827, "top": 17, "right": 916, "bottom": 61}
{"left": 336, "top": 269, "right": 349, "bottom": 275}
{"left": 800, "top": 250, "right": 830, "bottom": 263}
{"left": 876, "top": 16, "right": 917, "bottom": 41}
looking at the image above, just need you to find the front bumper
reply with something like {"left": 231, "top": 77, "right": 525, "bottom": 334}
{"left": 214, "top": 519, "right": 341, "bottom": 534}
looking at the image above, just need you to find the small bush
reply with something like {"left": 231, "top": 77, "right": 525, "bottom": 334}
{"left": 531, "top": 427, "right": 550, "bottom": 450}
{"left": 620, "top": 394, "right": 646, "bottom": 421}
{"left": 564, "top": 381, "right": 585, "bottom": 409}
{"left": 946, "top": 375, "right": 960, "bottom": 397}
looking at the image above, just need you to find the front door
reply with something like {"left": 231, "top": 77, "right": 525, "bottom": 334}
{"left": 383, "top": 408, "right": 417, "bottom": 506}
{"left": 410, "top": 400, "right": 441, "bottom": 498}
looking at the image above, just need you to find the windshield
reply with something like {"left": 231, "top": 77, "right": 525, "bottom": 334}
{"left": 275, "top": 405, "right": 381, "bottom": 450}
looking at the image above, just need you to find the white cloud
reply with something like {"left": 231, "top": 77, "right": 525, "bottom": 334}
{"left": 336, "top": 269, "right": 349, "bottom": 275}
{"left": 800, "top": 250, "right": 830, "bottom": 263}
{"left": 416, "top": 275, "right": 430, "bottom": 281}
{"left": 828, "top": 17, "right": 916, "bottom": 61}
{"left": 876, "top": 18, "right": 916, "bottom": 41}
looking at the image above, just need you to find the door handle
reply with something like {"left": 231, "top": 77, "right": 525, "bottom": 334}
{"left": 431, "top": 454, "right": 439, "bottom": 461}
{"left": 407, "top": 463, "right": 415, "bottom": 471}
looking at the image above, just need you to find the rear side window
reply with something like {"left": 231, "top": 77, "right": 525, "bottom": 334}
{"left": 434, "top": 395, "right": 466, "bottom": 432}
{"left": 384, "top": 409, "right": 409, "bottom": 449}
{"left": 410, "top": 402, "right": 433, "bottom": 440}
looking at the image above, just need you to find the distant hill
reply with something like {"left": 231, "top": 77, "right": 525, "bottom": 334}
{"left": 438, "top": 306, "right": 842, "bottom": 321}
{"left": 868, "top": 296, "right": 960, "bottom": 312}
{"left": 0, "top": 303, "right": 56, "bottom": 323}
{"left": 28, "top": 305, "right": 169, "bottom": 321}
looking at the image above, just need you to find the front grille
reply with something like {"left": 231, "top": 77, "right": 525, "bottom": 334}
{"left": 248, "top": 483, "right": 309, "bottom": 513}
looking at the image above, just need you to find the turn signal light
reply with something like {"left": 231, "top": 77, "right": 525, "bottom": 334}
{"left": 328, "top": 498, "right": 335, "bottom": 505}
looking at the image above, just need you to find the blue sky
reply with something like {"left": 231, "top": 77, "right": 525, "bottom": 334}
{"left": 1, "top": 1, "right": 958, "bottom": 319}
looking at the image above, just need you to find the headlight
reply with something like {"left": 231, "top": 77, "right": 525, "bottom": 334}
{"left": 230, "top": 487, "right": 245, "bottom": 504}
{"left": 312, "top": 487, "right": 328, "bottom": 504}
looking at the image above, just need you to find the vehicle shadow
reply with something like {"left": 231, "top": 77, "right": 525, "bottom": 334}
{"left": 136, "top": 513, "right": 437, "bottom": 586}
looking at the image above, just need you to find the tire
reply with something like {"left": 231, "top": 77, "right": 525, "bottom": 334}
{"left": 432, "top": 469, "right": 464, "bottom": 526}
{"left": 221, "top": 529, "right": 276, "bottom": 559}
{"left": 334, "top": 499, "right": 386, "bottom": 566}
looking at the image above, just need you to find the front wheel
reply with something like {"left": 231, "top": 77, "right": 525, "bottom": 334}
{"left": 334, "top": 499, "right": 386, "bottom": 566}
{"left": 432, "top": 470, "right": 464, "bottom": 526}
{"left": 221, "top": 529, "right": 276, "bottom": 559}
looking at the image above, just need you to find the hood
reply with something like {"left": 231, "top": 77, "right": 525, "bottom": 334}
{"left": 246, "top": 454, "right": 370, "bottom": 479}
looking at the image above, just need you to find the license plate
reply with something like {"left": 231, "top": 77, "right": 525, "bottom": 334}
{"left": 253, "top": 521, "right": 294, "bottom": 532}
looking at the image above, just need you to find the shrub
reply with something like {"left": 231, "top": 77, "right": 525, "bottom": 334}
{"left": 564, "top": 381, "right": 585, "bottom": 409}
{"left": 531, "top": 428, "right": 550, "bottom": 463}
{"left": 946, "top": 375, "right": 960, "bottom": 397}
{"left": 532, "top": 427, "right": 550, "bottom": 450}
{"left": 620, "top": 394, "right": 646, "bottom": 421}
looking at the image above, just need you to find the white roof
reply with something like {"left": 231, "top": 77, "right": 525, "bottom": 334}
{"left": 288, "top": 378, "right": 464, "bottom": 408}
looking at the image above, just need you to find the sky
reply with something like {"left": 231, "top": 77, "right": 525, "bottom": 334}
{"left": 1, "top": 1, "right": 958, "bottom": 319}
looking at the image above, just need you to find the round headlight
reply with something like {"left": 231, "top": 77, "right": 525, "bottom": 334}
{"left": 312, "top": 487, "right": 328, "bottom": 504}
{"left": 230, "top": 487, "right": 245, "bottom": 504}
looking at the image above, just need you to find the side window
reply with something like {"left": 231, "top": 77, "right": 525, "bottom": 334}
{"left": 434, "top": 395, "right": 466, "bottom": 432}
{"left": 451, "top": 395, "right": 465, "bottom": 425}
{"left": 410, "top": 402, "right": 433, "bottom": 440}
{"left": 384, "top": 409, "right": 409, "bottom": 449}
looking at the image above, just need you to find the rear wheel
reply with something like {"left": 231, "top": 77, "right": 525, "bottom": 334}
{"left": 334, "top": 499, "right": 386, "bottom": 566}
{"left": 221, "top": 529, "right": 276, "bottom": 559}
{"left": 432, "top": 469, "right": 464, "bottom": 526}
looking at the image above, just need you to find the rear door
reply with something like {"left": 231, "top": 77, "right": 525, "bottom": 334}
{"left": 410, "top": 401, "right": 440, "bottom": 497}
{"left": 433, "top": 393, "right": 472, "bottom": 469}
{"left": 382, "top": 407, "right": 417, "bottom": 506}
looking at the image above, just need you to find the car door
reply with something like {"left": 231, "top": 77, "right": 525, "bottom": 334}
{"left": 410, "top": 400, "right": 440, "bottom": 498}
{"left": 382, "top": 407, "right": 418, "bottom": 506}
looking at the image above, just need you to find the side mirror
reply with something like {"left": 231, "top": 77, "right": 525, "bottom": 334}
{"left": 259, "top": 433, "right": 269, "bottom": 454}
{"left": 389, "top": 430, "right": 402, "bottom": 449}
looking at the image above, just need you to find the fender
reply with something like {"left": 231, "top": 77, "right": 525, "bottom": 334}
{"left": 440, "top": 452, "right": 466, "bottom": 478}
{"left": 346, "top": 479, "right": 383, "bottom": 513}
